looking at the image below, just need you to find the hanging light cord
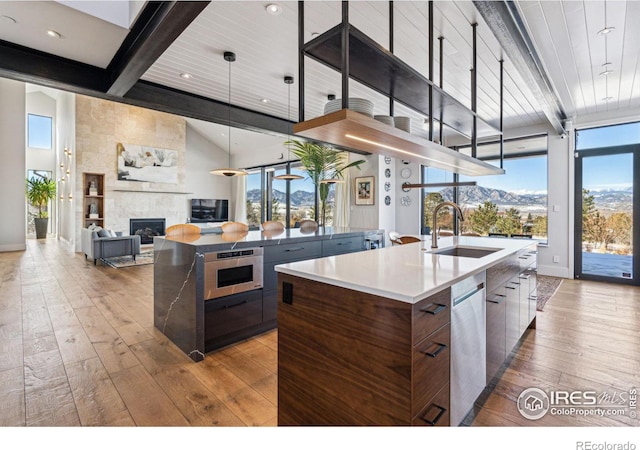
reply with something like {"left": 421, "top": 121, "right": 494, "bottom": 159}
{"left": 228, "top": 56, "right": 232, "bottom": 167}
{"left": 286, "top": 80, "right": 291, "bottom": 161}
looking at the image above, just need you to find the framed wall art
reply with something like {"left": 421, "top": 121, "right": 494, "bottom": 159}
{"left": 355, "top": 176, "right": 375, "bottom": 205}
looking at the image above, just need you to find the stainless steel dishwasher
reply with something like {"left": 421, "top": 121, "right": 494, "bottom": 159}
{"left": 450, "top": 271, "right": 487, "bottom": 426}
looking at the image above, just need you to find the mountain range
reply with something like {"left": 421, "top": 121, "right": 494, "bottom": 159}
{"left": 248, "top": 185, "right": 631, "bottom": 213}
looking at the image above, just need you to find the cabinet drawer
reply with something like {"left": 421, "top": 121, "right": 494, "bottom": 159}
{"left": 412, "top": 324, "right": 450, "bottom": 418}
{"left": 413, "top": 383, "right": 450, "bottom": 426}
{"left": 412, "top": 288, "right": 451, "bottom": 345}
{"left": 486, "top": 287, "right": 507, "bottom": 382}
{"left": 321, "top": 236, "right": 364, "bottom": 256}
{"left": 517, "top": 247, "right": 537, "bottom": 270}
{"left": 205, "top": 290, "right": 263, "bottom": 340}
{"left": 263, "top": 241, "right": 322, "bottom": 263}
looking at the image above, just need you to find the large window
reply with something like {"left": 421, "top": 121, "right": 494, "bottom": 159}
{"left": 245, "top": 163, "right": 315, "bottom": 228}
{"left": 27, "top": 114, "right": 53, "bottom": 149}
{"left": 422, "top": 135, "right": 548, "bottom": 241}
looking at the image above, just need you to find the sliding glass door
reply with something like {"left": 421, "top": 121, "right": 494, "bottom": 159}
{"left": 574, "top": 123, "right": 640, "bottom": 284}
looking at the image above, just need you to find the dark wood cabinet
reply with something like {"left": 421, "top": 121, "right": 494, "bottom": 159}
{"left": 278, "top": 273, "right": 450, "bottom": 426}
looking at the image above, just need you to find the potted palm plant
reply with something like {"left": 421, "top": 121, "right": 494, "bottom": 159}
{"left": 286, "top": 140, "right": 365, "bottom": 226}
{"left": 26, "top": 176, "right": 57, "bottom": 239}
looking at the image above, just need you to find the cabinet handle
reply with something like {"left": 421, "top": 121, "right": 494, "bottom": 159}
{"left": 422, "top": 342, "right": 447, "bottom": 358}
{"left": 519, "top": 274, "right": 531, "bottom": 280}
{"left": 505, "top": 286, "right": 516, "bottom": 290}
{"left": 223, "top": 300, "right": 248, "bottom": 309}
{"left": 518, "top": 256, "right": 529, "bottom": 259}
{"left": 420, "top": 303, "right": 447, "bottom": 315}
{"left": 487, "top": 294, "right": 505, "bottom": 304}
{"left": 420, "top": 404, "right": 447, "bottom": 426}
{"left": 284, "top": 247, "right": 305, "bottom": 252}
{"left": 453, "top": 282, "right": 485, "bottom": 306}
{"left": 337, "top": 241, "right": 352, "bottom": 246}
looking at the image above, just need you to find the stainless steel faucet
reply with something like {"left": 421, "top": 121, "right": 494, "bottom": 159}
{"left": 431, "top": 201, "right": 464, "bottom": 249}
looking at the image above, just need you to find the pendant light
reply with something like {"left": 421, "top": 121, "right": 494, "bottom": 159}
{"left": 273, "top": 75, "right": 303, "bottom": 181}
{"left": 211, "top": 51, "right": 247, "bottom": 177}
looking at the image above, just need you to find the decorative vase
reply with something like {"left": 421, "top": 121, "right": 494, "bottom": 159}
{"left": 34, "top": 218, "right": 48, "bottom": 239}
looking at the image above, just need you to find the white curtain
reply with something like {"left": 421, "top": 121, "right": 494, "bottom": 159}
{"left": 334, "top": 152, "right": 351, "bottom": 227}
{"left": 232, "top": 175, "right": 247, "bottom": 223}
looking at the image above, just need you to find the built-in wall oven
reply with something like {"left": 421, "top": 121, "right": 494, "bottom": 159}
{"left": 204, "top": 247, "right": 263, "bottom": 299}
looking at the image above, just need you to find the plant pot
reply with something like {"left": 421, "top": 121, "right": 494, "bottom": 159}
{"left": 34, "top": 218, "right": 48, "bottom": 239}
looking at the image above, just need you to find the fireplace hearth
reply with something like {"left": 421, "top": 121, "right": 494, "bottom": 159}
{"left": 130, "top": 218, "right": 166, "bottom": 244}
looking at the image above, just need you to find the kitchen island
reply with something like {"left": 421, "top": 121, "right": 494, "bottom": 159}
{"left": 275, "top": 235, "right": 538, "bottom": 426}
{"left": 153, "top": 226, "right": 383, "bottom": 361}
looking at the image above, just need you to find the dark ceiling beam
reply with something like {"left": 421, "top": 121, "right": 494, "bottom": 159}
{"left": 106, "top": 1, "right": 210, "bottom": 96}
{"left": 0, "top": 39, "right": 292, "bottom": 136}
{"left": 124, "top": 81, "right": 291, "bottom": 136}
{"left": 473, "top": 1, "right": 567, "bottom": 135}
{"left": 0, "top": 39, "right": 108, "bottom": 94}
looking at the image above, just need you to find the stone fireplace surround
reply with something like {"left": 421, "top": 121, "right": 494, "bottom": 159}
{"left": 130, "top": 218, "right": 166, "bottom": 244}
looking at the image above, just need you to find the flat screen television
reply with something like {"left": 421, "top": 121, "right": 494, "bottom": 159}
{"left": 190, "top": 199, "right": 229, "bottom": 223}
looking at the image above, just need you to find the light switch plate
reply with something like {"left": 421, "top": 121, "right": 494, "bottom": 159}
{"left": 553, "top": 205, "right": 560, "bottom": 212}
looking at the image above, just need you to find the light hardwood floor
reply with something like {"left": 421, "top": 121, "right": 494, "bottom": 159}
{"left": 0, "top": 239, "right": 638, "bottom": 426}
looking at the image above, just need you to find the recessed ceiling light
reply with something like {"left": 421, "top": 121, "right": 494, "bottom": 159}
{"left": 599, "top": 69, "right": 613, "bottom": 76}
{"left": 597, "top": 26, "right": 615, "bottom": 35}
{"left": 260, "top": 98, "right": 269, "bottom": 103}
{"left": 180, "top": 72, "right": 193, "bottom": 79}
{"left": 0, "top": 15, "right": 16, "bottom": 24}
{"left": 265, "top": 4, "right": 282, "bottom": 15}
{"left": 46, "top": 29, "right": 61, "bottom": 39}
{"left": 602, "top": 96, "right": 614, "bottom": 102}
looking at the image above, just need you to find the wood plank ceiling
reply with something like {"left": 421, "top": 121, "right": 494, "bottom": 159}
{"left": 142, "top": 0, "right": 548, "bottom": 144}
{"left": 515, "top": 0, "right": 640, "bottom": 123}
{"left": 1, "top": 1, "right": 638, "bottom": 154}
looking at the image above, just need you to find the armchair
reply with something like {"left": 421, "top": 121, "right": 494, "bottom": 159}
{"left": 81, "top": 227, "right": 141, "bottom": 265}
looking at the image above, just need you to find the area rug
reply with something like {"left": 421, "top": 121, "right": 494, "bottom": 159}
{"left": 536, "top": 275, "right": 563, "bottom": 311}
{"left": 103, "top": 250, "right": 154, "bottom": 268}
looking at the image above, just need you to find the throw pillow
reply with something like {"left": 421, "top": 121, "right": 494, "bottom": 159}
{"left": 97, "top": 229, "right": 110, "bottom": 238}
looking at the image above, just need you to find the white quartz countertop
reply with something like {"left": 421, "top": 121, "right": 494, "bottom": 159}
{"left": 275, "top": 236, "right": 537, "bottom": 304}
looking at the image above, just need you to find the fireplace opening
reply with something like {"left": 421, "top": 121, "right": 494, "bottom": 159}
{"left": 130, "top": 218, "right": 166, "bottom": 244}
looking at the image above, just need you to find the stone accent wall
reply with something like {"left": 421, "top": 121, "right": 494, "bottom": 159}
{"left": 75, "top": 95, "right": 187, "bottom": 250}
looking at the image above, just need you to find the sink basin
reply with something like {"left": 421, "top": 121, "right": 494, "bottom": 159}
{"left": 430, "top": 245, "right": 502, "bottom": 258}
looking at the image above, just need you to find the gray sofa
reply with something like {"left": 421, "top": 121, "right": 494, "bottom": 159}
{"left": 81, "top": 227, "right": 141, "bottom": 265}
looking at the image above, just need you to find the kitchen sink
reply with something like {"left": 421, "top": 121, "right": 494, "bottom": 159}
{"left": 430, "top": 245, "right": 502, "bottom": 258}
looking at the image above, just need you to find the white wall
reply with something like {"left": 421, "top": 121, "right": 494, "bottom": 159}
{"left": 348, "top": 154, "right": 379, "bottom": 228}
{"left": 185, "top": 123, "right": 232, "bottom": 215}
{"left": 0, "top": 78, "right": 26, "bottom": 252}
{"left": 56, "top": 91, "right": 76, "bottom": 246}
{"left": 394, "top": 159, "right": 421, "bottom": 236}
